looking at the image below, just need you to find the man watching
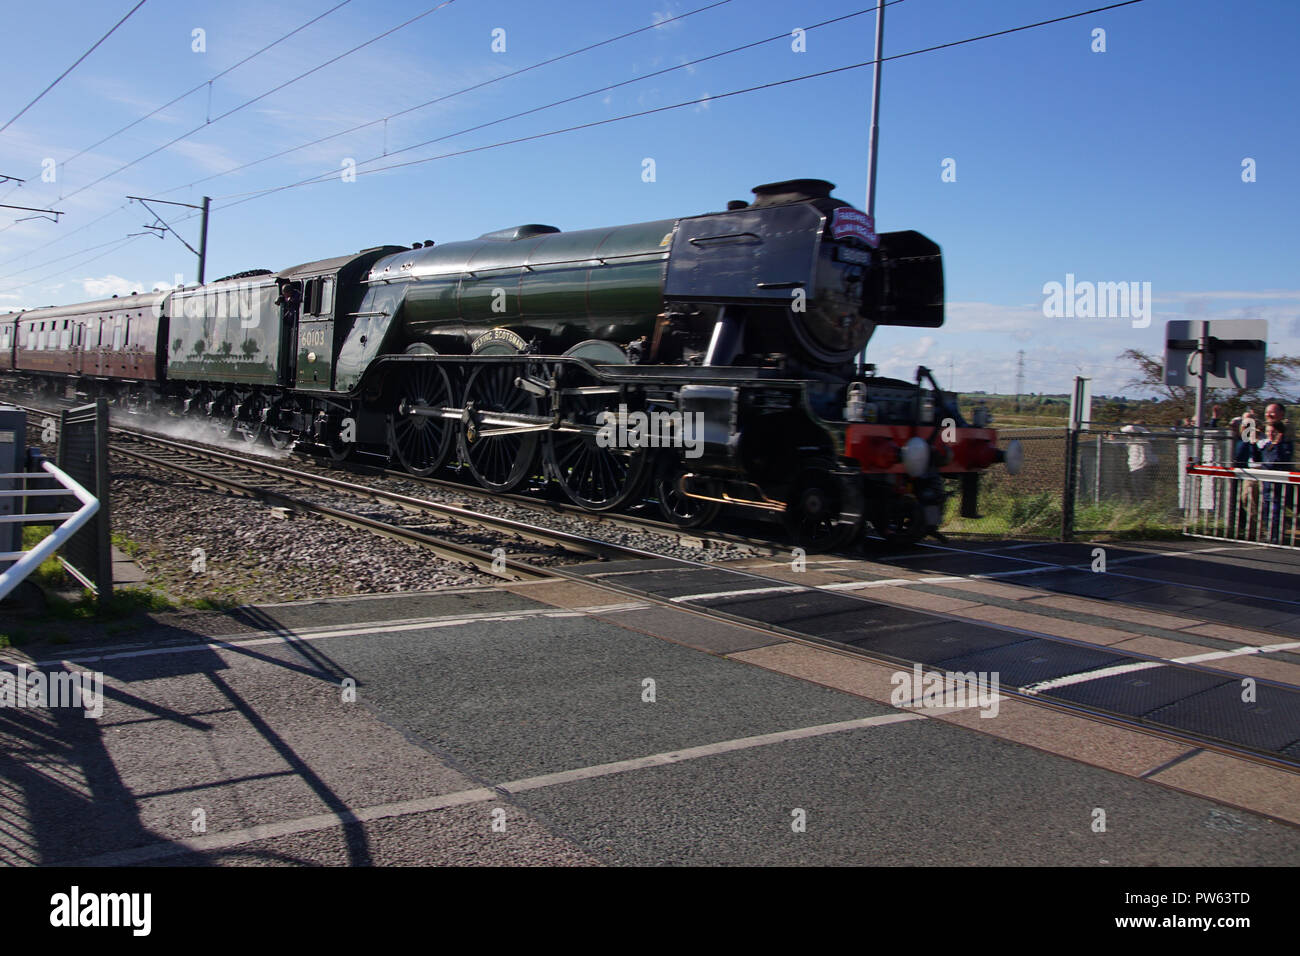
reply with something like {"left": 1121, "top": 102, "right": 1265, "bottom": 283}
{"left": 1260, "top": 421, "right": 1294, "bottom": 543}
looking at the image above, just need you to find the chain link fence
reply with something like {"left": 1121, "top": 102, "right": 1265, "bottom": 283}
{"left": 943, "top": 424, "right": 1237, "bottom": 539}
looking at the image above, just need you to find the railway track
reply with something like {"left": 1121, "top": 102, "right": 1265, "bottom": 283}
{"left": 12, "top": 395, "right": 1299, "bottom": 776}
{"left": 10, "top": 394, "right": 785, "bottom": 557}
{"left": 106, "top": 429, "right": 662, "bottom": 582}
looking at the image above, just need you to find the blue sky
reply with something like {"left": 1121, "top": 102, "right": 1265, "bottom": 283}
{"left": 0, "top": 0, "right": 1296, "bottom": 397}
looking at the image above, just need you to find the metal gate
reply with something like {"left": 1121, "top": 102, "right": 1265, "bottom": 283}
{"left": 55, "top": 399, "right": 113, "bottom": 602}
{"left": 1183, "top": 462, "right": 1300, "bottom": 548}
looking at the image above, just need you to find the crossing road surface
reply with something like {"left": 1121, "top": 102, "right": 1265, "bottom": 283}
{"left": 1, "top": 546, "right": 1297, "bottom": 866}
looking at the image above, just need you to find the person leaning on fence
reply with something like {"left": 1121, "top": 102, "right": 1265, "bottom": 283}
{"left": 1259, "top": 421, "right": 1294, "bottom": 543}
{"left": 1229, "top": 412, "right": 1260, "bottom": 538}
{"left": 1119, "top": 420, "right": 1158, "bottom": 501}
{"left": 1266, "top": 403, "right": 1298, "bottom": 529}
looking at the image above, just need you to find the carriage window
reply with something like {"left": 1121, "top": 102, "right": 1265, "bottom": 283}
{"left": 113, "top": 318, "right": 124, "bottom": 351}
{"left": 60, "top": 320, "right": 72, "bottom": 350}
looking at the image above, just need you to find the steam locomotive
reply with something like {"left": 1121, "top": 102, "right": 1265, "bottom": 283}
{"left": 1, "top": 178, "right": 1019, "bottom": 548}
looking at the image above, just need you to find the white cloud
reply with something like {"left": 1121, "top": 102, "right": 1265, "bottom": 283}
{"left": 652, "top": 9, "right": 684, "bottom": 30}
{"left": 1156, "top": 289, "right": 1300, "bottom": 302}
{"left": 81, "top": 274, "right": 146, "bottom": 298}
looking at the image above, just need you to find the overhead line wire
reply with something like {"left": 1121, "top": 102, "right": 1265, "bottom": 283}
{"left": 214, "top": 0, "right": 1146, "bottom": 208}
{"left": 3, "top": 0, "right": 1147, "bottom": 297}
{"left": 0, "top": 0, "right": 355, "bottom": 245}
{"left": 158, "top": 0, "right": 738, "bottom": 195}
{"left": 0, "top": 235, "right": 146, "bottom": 297}
{"left": 63, "top": 0, "right": 356, "bottom": 168}
{"left": 167, "top": 0, "right": 889, "bottom": 198}
{"left": 0, "top": 204, "right": 132, "bottom": 272}
{"left": 0, "top": 0, "right": 150, "bottom": 134}
{"left": 55, "top": 0, "right": 460, "bottom": 205}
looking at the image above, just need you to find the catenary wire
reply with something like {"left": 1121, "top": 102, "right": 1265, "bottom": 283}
{"left": 214, "top": 0, "right": 1146, "bottom": 208}
{"left": 53, "top": 0, "right": 461, "bottom": 206}
{"left": 0, "top": 1, "right": 150, "bottom": 134}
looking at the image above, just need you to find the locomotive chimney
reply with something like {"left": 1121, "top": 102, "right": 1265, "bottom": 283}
{"left": 749, "top": 178, "right": 835, "bottom": 207}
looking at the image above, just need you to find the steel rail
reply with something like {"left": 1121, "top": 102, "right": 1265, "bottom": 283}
{"left": 108, "top": 428, "right": 651, "bottom": 564}
{"left": 109, "top": 443, "right": 555, "bottom": 582}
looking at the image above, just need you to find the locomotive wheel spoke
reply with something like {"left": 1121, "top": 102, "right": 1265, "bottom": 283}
{"left": 457, "top": 364, "right": 537, "bottom": 492}
{"left": 782, "top": 468, "right": 860, "bottom": 553}
{"left": 544, "top": 370, "right": 647, "bottom": 512}
{"left": 654, "top": 457, "right": 721, "bottom": 528}
{"left": 389, "top": 365, "right": 454, "bottom": 476}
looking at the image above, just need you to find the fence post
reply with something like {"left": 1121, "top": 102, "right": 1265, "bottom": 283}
{"left": 1061, "top": 427, "right": 1078, "bottom": 541}
{"left": 1061, "top": 376, "right": 1089, "bottom": 541}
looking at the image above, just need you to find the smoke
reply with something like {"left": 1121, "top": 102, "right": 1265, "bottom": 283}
{"left": 113, "top": 407, "right": 294, "bottom": 461}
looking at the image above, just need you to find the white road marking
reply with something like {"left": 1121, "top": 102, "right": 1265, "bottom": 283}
{"left": 573, "top": 602, "right": 653, "bottom": 614}
{"left": 670, "top": 585, "right": 807, "bottom": 603}
{"left": 586, "top": 566, "right": 693, "bottom": 578}
{"left": 62, "top": 712, "right": 922, "bottom": 866}
{"left": 1021, "top": 660, "right": 1166, "bottom": 695}
{"left": 1020, "top": 640, "right": 1300, "bottom": 696}
{"left": 1173, "top": 641, "right": 1300, "bottom": 665}
{"left": 820, "top": 578, "right": 918, "bottom": 590}
{"left": 0, "top": 607, "right": 596, "bottom": 673}
{"left": 498, "top": 713, "right": 920, "bottom": 793}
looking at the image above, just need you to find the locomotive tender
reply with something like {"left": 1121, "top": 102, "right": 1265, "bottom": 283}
{"left": 1, "top": 178, "right": 1018, "bottom": 548}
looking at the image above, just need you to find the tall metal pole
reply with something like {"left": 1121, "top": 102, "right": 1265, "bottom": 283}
{"left": 197, "top": 196, "right": 210, "bottom": 285}
{"left": 865, "top": 0, "right": 885, "bottom": 216}
{"left": 127, "top": 193, "right": 209, "bottom": 284}
{"left": 1194, "top": 321, "right": 1208, "bottom": 464}
{"left": 858, "top": 0, "right": 886, "bottom": 370}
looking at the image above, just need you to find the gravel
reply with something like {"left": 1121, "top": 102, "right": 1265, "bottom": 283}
{"left": 108, "top": 462, "right": 501, "bottom": 606}
{"left": 20, "top": 407, "right": 765, "bottom": 608}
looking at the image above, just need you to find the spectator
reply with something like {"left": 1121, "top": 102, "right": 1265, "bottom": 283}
{"left": 1259, "top": 421, "right": 1294, "bottom": 543}
{"left": 1239, "top": 408, "right": 1259, "bottom": 443}
{"left": 1120, "top": 419, "right": 1158, "bottom": 501}
{"left": 1265, "top": 403, "right": 1296, "bottom": 531}
{"left": 1229, "top": 412, "right": 1261, "bottom": 538}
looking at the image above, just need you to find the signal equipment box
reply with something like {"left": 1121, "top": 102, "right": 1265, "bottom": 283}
{"left": 0, "top": 405, "right": 25, "bottom": 570}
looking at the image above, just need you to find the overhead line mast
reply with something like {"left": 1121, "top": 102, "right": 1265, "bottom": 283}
{"left": 858, "top": 0, "right": 886, "bottom": 372}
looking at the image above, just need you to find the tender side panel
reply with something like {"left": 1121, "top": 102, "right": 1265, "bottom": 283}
{"left": 167, "top": 280, "right": 281, "bottom": 385}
